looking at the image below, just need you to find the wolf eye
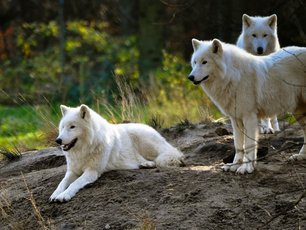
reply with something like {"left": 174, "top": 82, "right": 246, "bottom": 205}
{"left": 252, "top": 34, "right": 256, "bottom": 37}
{"left": 263, "top": 34, "right": 268, "bottom": 37}
{"left": 70, "top": 125, "right": 75, "bottom": 129}
{"left": 202, "top": 60, "right": 207, "bottom": 64}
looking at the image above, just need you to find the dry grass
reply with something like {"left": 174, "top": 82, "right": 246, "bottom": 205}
{"left": 22, "top": 173, "right": 51, "bottom": 230}
{"left": 0, "top": 147, "right": 21, "bottom": 161}
{"left": 0, "top": 72, "right": 219, "bottom": 154}
{"left": 138, "top": 212, "right": 156, "bottom": 230}
{"left": 0, "top": 174, "right": 51, "bottom": 230}
{"left": 96, "top": 75, "right": 218, "bottom": 127}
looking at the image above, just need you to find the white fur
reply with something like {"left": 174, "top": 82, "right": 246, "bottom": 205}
{"left": 237, "top": 14, "right": 281, "bottom": 134}
{"left": 189, "top": 39, "right": 306, "bottom": 174}
{"left": 50, "top": 104, "right": 184, "bottom": 202}
{"left": 236, "top": 14, "right": 280, "bottom": 55}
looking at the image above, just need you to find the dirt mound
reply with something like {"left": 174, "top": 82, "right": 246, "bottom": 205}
{"left": 0, "top": 122, "right": 305, "bottom": 229}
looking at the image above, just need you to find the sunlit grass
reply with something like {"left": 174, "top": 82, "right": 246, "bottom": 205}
{"left": 0, "top": 105, "right": 59, "bottom": 153}
{"left": 0, "top": 80, "right": 221, "bottom": 154}
{"left": 93, "top": 75, "right": 222, "bottom": 127}
{"left": 0, "top": 131, "right": 45, "bottom": 151}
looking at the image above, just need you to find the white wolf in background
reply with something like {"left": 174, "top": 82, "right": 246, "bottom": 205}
{"left": 50, "top": 104, "right": 184, "bottom": 202}
{"left": 188, "top": 38, "right": 306, "bottom": 174}
{"left": 237, "top": 14, "right": 280, "bottom": 134}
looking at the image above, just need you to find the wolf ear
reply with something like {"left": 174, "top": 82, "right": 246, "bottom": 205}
{"left": 60, "top": 105, "right": 69, "bottom": 116}
{"left": 267, "top": 14, "right": 277, "bottom": 29}
{"left": 80, "top": 104, "right": 90, "bottom": 119}
{"left": 211, "top": 39, "right": 223, "bottom": 54}
{"left": 242, "top": 14, "right": 252, "bottom": 28}
{"left": 192, "top": 39, "right": 201, "bottom": 51}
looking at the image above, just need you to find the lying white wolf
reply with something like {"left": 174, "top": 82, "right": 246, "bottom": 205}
{"left": 188, "top": 38, "right": 306, "bottom": 174}
{"left": 50, "top": 104, "right": 184, "bottom": 202}
{"left": 237, "top": 14, "right": 281, "bottom": 134}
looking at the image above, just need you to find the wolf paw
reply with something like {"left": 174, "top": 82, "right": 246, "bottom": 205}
{"left": 139, "top": 161, "right": 156, "bottom": 169}
{"left": 49, "top": 190, "right": 63, "bottom": 202}
{"left": 289, "top": 154, "right": 306, "bottom": 161}
{"left": 273, "top": 127, "right": 280, "bottom": 132}
{"left": 222, "top": 163, "right": 241, "bottom": 172}
{"left": 52, "top": 191, "right": 73, "bottom": 202}
{"left": 236, "top": 163, "right": 254, "bottom": 174}
{"left": 260, "top": 126, "right": 274, "bottom": 134}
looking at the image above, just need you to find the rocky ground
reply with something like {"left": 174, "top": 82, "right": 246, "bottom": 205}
{"left": 0, "top": 121, "right": 305, "bottom": 229}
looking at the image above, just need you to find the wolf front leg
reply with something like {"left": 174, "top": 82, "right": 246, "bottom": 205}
{"left": 49, "top": 171, "right": 78, "bottom": 202}
{"left": 222, "top": 118, "right": 245, "bottom": 172}
{"left": 236, "top": 114, "right": 258, "bottom": 174}
{"left": 53, "top": 169, "right": 99, "bottom": 202}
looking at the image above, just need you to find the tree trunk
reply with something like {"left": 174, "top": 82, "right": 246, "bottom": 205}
{"left": 137, "top": 0, "right": 164, "bottom": 83}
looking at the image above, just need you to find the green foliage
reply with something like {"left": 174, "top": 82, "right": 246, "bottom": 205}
{"left": 0, "top": 20, "right": 139, "bottom": 104}
{"left": 0, "top": 106, "right": 40, "bottom": 136}
{"left": 147, "top": 51, "right": 221, "bottom": 125}
{"left": 0, "top": 20, "right": 222, "bottom": 151}
{"left": 16, "top": 21, "right": 59, "bottom": 57}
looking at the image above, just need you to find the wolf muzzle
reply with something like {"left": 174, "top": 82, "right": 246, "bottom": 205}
{"left": 188, "top": 75, "right": 209, "bottom": 85}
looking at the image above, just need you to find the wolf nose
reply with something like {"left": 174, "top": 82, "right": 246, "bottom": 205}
{"left": 55, "top": 138, "right": 62, "bottom": 145}
{"left": 188, "top": 75, "right": 195, "bottom": 81}
{"left": 257, "top": 47, "right": 263, "bottom": 54}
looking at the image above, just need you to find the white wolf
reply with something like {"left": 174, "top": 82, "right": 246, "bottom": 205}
{"left": 237, "top": 14, "right": 281, "bottom": 134}
{"left": 188, "top": 38, "right": 306, "bottom": 174}
{"left": 50, "top": 104, "right": 184, "bottom": 202}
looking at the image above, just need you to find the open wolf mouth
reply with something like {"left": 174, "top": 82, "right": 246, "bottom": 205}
{"left": 62, "top": 138, "right": 78, "bottom": 151}
{"left": 193, "top": 75, "right": 209, "bottom": 85}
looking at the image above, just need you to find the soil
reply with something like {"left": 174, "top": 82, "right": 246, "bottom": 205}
{"left": 0, "top": 121, "right": 305, "bottom": 230}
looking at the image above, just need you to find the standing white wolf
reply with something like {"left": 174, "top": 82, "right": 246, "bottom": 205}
{"left": 237, "top": 14, "right": 280, "bottom": 134}
{"left": 50, "top": 104, "right": 184, "bottom": 202}
{"left": 188, "top": 38, "right": 306, "bottom": 174}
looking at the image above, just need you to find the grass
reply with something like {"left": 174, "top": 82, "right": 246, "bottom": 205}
{"left": 22, "top": 173, "right": 51, "bottom": 229}
{"left": 0, "top": 147, "right": 21, "bottom": 161}
{"left": 94, "top": 75, "right": 221, "bottom": 126}
{"left": 0, "top": 75, "right": 221, "bottom": 154}
{"left": 0, "top": 105, "right": 59, "bottom": 153}
{"left": 0, "top": 47, "right": 223, "bottom": 154}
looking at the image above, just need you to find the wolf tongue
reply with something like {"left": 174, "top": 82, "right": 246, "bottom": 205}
{"left": 62, "top": 138, "right": 78, "bottom": 151}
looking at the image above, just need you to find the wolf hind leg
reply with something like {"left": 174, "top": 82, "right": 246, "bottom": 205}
{"left": 271, "top": 115, "right": 280, "bottom": 132}
{"left": 259, "top": 118, "right": 274, "bottom": 134}
{"left": 290, "top": 108, "right": 306, "bottom": 161}
{"left": 139, "top": 159, "right": 156, "bottom": 169}
{"left": 154, "top": 144, "right": 184, "bottom": 168}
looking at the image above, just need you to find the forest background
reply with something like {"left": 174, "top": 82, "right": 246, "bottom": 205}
{"left": 0, "top": 0, "right": 305, "bottom": 151}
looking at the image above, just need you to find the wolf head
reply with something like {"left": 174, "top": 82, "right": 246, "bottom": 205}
{"left": 56, "top": 104, "right": 94, "bottom": 152}
{"left": 240, "top": 14, "right": 279, "bottom": 55}
{"left": 188, "top": 39, "right": 226, "bottom": 85}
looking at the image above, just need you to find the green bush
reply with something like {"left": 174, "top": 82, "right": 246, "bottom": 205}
{"left": 0, "top": 20, "right": 139, "bottom": 105}
{"left": 0, "top": 20, "right": 222, "bottom": 151}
